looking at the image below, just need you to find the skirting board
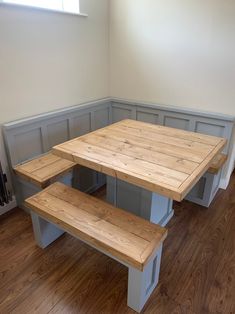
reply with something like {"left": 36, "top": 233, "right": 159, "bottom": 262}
{"left": 0, "top": 196, "right": 17, "bottom": 216}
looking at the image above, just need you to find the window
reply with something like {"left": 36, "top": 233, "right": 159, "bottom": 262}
{"left": 1, "top": 0, "right": 81, "bottom": 15}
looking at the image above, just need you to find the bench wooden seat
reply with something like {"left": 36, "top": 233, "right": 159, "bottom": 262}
{"left": 25, "top": 182, "right": 167, "bottom": 312}
{"left": 14, "top": 152, "right": 76, "bottom": 189}
{"left": 208, "top": 153, "right": 227, "bottom": 174}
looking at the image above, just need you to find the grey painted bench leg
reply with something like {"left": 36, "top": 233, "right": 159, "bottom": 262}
{"left": 31, "top": 212, "right": 65, "bottom": 249}
{"left": 106, "top": 176, "right": 174, "bottom": 226}
{"left": 127, "top": 243, "right": 163, "bottom": 313}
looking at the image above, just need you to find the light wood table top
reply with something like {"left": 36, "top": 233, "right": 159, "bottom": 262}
{"left": 53, "top": 119, "right": 226, "bottom": 201}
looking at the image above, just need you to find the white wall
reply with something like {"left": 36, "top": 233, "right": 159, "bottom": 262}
{"left": 0, "top": 0, "right": 109, "bottom": 123}
{"left": 0, "top": 0, "right": 109, "bottom": 179}
{"left": 109, "top": 0, "right": 235, "bottom": 116}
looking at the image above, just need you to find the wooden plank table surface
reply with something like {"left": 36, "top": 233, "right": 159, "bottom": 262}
{"left": 53, "top": 119, "right": 226, "bottom": 202}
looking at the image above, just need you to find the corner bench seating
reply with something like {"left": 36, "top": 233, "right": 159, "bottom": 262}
{"left": 13, "top": 147, "right": 227, "bottom": 210}
{"left": 25, "top": 182, "right": 167, "bottom": 313}
{"left": 4, "top": 98, "right": 234, "bottom": 213}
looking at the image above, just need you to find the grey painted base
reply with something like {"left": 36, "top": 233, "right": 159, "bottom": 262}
{"left": 73, "top": 166, "right": 106, "bottom": 194}
{"left": 106, "top": 176, "right": 174, "bottom": 226}
{"left": 30, "top": 212, "right": 163, "bottom": 313}
{"left": 15, "top": 172, "right": 74, "bottom": 212}
{"left": 128, "top": 243, "right": 163, "bottom": 312}
{"left": 31, "top": 212, "right": 65, "bottom": 248}
{"left": 186, "top": 170, "right": 222, "bottom": 207}
{"left": 15, "top": 178, "right": 42, "bottom": 213}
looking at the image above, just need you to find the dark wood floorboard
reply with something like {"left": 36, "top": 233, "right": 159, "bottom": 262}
{"left": 0, "top": 172, "right": 235, "bottom": 314}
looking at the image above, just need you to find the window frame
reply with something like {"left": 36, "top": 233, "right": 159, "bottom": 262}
{"left": 0, "top": 0, "right": 88, "bottom": 17}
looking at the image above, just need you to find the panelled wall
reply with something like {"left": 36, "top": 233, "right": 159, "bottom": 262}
{"left": 6, "top": 98, "right": 233, "bottom": 168}
{"left": 111, "top": 100, "right": 233, "bottom": 150}
{"left": 4, "top": 99, "right": 111, "bottom": 206}
{"left": 4, "top": 100, "right": 111, "bottom": 167}
{"left": 3, "top": 98, "right": 234, "bottom": 205}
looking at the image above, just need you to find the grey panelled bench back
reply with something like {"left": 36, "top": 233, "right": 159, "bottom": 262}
{"left": 3, "top": 97, "right": 235, "bottom": 209}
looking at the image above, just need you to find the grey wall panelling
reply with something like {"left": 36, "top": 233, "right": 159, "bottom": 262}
{"left": 3, "top": 97, "right": 234, "bottom": 210}
{"left": 3, "top": 99, "right": 111, "bottom": 209}
{"left": 136, "top": 107, "right": 160, "bottom": 125}
{"left": 161, "top": 111, "right": 195, "bottom": 131}
{"left": 111, "top": 103, "right": 137, "bottom": 123}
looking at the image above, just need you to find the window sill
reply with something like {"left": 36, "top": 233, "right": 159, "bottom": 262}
{"left": 0, "top": 2, "right": 88, "bottom": 17}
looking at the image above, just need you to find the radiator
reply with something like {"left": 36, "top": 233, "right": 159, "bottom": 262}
{"left": 0, "top": 162, "right": 12, "bottom": 206}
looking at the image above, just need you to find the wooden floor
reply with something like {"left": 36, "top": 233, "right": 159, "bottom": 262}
{"left": 0, "top": 173, "right": 235, "bottom": 314}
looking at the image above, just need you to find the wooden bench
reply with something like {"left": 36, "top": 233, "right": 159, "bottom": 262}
{"left": 13, "top": 152, "right": 76, "bottom": 210}
{"left": 208, "top": 153, "right": 228, "bottom": 174}
{"left": 186, "top": 153, "right": 228, "bottom": 207}
{"left": 14, "top": 152, "right": 76, "bottom": 188}
{"left": 25, "top": 182, "right": 167, "bottom": 313}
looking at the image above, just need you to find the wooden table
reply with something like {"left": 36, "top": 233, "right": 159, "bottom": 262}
{"left": 53, "top": 119, "right": 226, "bottom": 226}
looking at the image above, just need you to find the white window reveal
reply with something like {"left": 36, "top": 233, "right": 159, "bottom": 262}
{"left": 0, "top": 0, "right": 87, "bottom": 16}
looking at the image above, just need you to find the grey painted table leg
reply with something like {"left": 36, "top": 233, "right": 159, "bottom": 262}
{"left": 31, "top": 212, "right": 64, "bottom": 248}
{"left": 127, "top": 243, "right": 163, "bottom": 312}
{"left": 140, "top": 190, "right": 174, "bottom": 227}
{"left": 106, "top": 176, "right": 174, "bottom": 226}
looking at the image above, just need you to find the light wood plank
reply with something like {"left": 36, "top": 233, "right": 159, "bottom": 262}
{"left": 80, "top": 133, "right": 199, "bottom": 174}
{"left": 56, "top": 145, "right": 183, "bottom": 200}
{"left": 25, "top": 182, "right": 167, "bottom": 271}
{"left": 47, "top": 183, "right": 164, "bottom": 242}
{"left": 54, "top": 140, "right": 188, "bottom": 186}
{"left": 109, "top": 124, "right": 214, "bottom": 154}
{"left": 16, "top": 153, "right": 62, "bottom": 173}
{"left": 208, "top": 153, "right": 228, "bottom": 174}
{"left": 123, "top": 119, "right": 223, "bottom": 146}
{"left": 14, "top": 152, "right": 76, "bottom": 188}
{"left": 96, "top": 128, "right": 205, "bottom": 163}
